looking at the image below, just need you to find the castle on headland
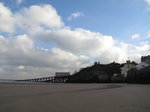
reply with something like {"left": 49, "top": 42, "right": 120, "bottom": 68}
{"left": 18, "top": 55, "right": 150, "bottom": 83}
{"left": 67, "top": 55, "right": 150, "bottom": 84}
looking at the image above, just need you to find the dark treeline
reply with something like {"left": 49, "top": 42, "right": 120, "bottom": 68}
{"left": 67, "top": 62, "right": 150, "bottom": 84}
{"left": 126, "top": 66, "right": 150, "bottom": 84}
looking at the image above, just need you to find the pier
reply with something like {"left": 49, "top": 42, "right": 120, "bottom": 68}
{"left": 17, "top": 75, "right": 70, "bottom": 83}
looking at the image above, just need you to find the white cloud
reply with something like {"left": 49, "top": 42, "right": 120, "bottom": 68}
{"left": 0, "top": 3, "right": 15, "bottom": 33}
{"left": 134, "top": 44, "right": 150, "bottom": 53}
{"left": 140, "top": 41, "right": 149, "bottom": 45}
{"left": 145, "top": 0, "right": 150, "bottom": 5}
{"left": 0, "top": 34, "right": 89, "bottom": 79}
{"left": 0, "top": 3, "right": 63, "bottom": 33}
{"left": 68, "top": 12, "right": 83, "bottom": 21}
{"left": 131, "top": 34, "right": 140, "bottom": 39}
{"left": 15, "top": 4, "right": 64, "bottom": 28}
{"left": 30, "top": 28, "right": 115, "bottom": 56}
{"left": 30, "top": 27, "right": 149, "bottom": 63}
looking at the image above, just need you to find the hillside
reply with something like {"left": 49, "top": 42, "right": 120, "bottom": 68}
{"left": 67, "top": 62, "right": 121, "bottom": 83}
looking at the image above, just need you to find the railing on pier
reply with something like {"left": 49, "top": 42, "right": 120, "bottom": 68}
{"left": 17, "top": 75, "right": 70, "bottom": 83}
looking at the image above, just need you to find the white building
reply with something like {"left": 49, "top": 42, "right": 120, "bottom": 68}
{"left": 121, "top": 60, "right": 136, "bottom": 77}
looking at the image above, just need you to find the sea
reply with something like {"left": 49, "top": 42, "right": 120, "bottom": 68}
{"left": 0, "top": 79, "right": 17, "bottom": 83}
{"left": 0, "top": 79, "right": 36, "bottom": 83}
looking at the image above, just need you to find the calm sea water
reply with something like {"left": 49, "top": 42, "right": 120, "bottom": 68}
{"left": 0, "top": 79, "right": 17, "bottom": 83}
{"left": 0, "top": 79, "right": 46, "bottom": 83}
{"left": 0, "top": 79, "right": 36, "bottom": 83}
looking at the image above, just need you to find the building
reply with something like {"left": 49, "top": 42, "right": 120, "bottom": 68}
{"left": 121, "top": 60, "right": 137, "bottom": 77}
{"left": 141, "top": 55, "right": 150, "bottom": 64}
{"left": 55, "top": 72, "right": 70, "bottom": 77}
{"left": 54, "top": 72, "right": 70, "bottom": 83}
{"left": 136, "top": 62, "right": 149, "bottom": 70}
{"left": 135, "top": 55, "right": 150, "bottom": 70}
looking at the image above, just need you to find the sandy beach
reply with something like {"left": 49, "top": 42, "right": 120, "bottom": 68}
{"left": 0, "top": 83, "right": 150, "bottom": 112}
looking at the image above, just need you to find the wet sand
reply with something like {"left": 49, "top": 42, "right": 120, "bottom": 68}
{"left": 0, "top": 83, "right": 150, "bottom": 112}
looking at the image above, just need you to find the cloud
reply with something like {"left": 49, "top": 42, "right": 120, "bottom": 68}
{"left": 145, "top": 0, "right": 150, "bottom": 5}
{"left": 0, "top": 34, "right": 89, "bottom": 79}
{"left": 15, "top": 4, "right": 64, "bottom": 28}
{"left": 0, "top": 2, "right": 15, "bottom": 33}
{"left": 68, "top": 12, "right": 83, "bottom": 21}
{"left": 30, "top": 27, "right": 150, "bottom": 63}
{"left": 131, "top": 34, "right": 140, "bottom": 39}
{"left": 0, "top": 3, "right": 63, "bottom": 33}
{"left": 30, "top": 28, "right": 115, "bottom": 55}
{"left": 134, "top": 43, "right": 150, "bottom": 53}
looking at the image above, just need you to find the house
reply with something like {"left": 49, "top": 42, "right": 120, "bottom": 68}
{"left": 121, "top": 60, "right": 137, "bottom": 77}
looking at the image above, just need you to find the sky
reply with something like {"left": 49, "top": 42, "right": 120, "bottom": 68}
{"left": 0, "top": 0, "right": 150, "bottom": 79}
